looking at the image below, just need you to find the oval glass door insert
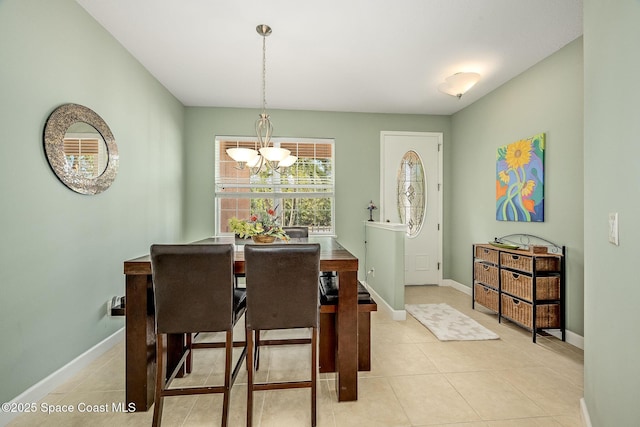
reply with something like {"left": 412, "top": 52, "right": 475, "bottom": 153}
{"left": 396, "top": 150, "right": 426, "bottom": 237}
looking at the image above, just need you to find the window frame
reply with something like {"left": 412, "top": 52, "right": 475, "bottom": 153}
{"left": 214, "top": 136, "right": 336, "bottom": 237}
{"left": 63, "top": 132, "right": 108, "bottom": 177}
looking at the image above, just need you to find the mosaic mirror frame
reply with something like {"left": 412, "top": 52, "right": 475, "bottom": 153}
{"left": 44, "top": 103, "right": 119, "bottom": 195}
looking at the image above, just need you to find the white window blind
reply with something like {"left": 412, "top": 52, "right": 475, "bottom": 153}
{"left": 214, "top": 137, "right": 335, "bottom": 235}
{"left": 63, "top": 136, "right": 107, "bottom": 177}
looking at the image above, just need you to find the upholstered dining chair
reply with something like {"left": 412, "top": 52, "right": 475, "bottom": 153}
{"left": 234, "top": 227, "right": 308, "bottom": 289}
{"left": 150, "top": 244, "right": 247, "bottom": 427}
{"left": 282, "top": 226, "right": 309, "bottom": 238}
{"left": 244, "top": 243, "right": 321, "bottom": 427}
{"left": 248, "top": 225, "right": 309, "bottom": 372}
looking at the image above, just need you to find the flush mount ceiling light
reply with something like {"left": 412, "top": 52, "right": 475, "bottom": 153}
{"left": 438, "top": 72, "right": 481, "bottom": 99}
{"left": 226, "top": 24, "right": 297, "bottom": 174}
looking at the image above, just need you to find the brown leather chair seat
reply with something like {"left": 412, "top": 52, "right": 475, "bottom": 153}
{"left": 319, "top": 272, "right": 374, "bottom": 303}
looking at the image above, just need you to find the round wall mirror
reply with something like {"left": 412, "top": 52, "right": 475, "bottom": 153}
{"left": 44, "top": 103, "right": 118, "bottom": 195}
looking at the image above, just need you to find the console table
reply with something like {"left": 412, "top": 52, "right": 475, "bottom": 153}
{"left": 472, "top": 235, "right": 565, "bottom": 343}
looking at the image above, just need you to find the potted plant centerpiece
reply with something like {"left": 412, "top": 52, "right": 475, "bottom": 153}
{"left": 228, "top": 207, "right": 289, "bottom": 243}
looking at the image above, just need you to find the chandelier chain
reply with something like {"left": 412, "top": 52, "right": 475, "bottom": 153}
{"left": 225, "top": 24, "right": 295, "bottom": 174}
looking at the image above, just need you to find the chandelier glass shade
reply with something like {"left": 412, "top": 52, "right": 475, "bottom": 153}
{"left": 226, "top": 25, "right": 297, "bottom": 174}
{"left": 226, "top": 147, "right": 258, "bottom": 167}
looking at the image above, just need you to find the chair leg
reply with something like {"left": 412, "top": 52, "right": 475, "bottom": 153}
{"left": 311, "top": 327, "right": 317, "bottom": 427}
{"left": 155, "top": 330, "right": 242, "bottom": 427}
{"left": 245, "top": 326, "right": 317, "bottom": 426}
{"left": 152, "top": 334, "right": 166, "bottom": 427}
{"left": 246, "top": 327, "right": 254, "bottom": 427}
{"left": 254, "top": 330, "right": 261, "bottom": 371}
{"left": 221, "top": 330, "right": 233, "bottom": 427}
{"left": 186, "top": 333, "right": 193, "bottom": 374}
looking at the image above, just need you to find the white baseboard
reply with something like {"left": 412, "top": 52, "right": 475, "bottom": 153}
{"left": 544, "top": 328, "right": 584, "bottom": 350}
{"left": 362, "top": 281, "right": 406, "bottom": 320}
{"left": 0, "top": 328, "right": 124, "bottom": 427}
{"left": 442, "top": 278, "right": 472, "bottom": 295}
{"left": 580, "top": 398, "right": 592, "bottom": 427}
{"left": 567, "top": 330, "right": 584, "bottom": 350}
{"left": 442, "top": 280, "right": 584, "bottom": 350}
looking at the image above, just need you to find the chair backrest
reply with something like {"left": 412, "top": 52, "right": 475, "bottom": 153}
{"left": 244, "top": 244, "right": 320, "bottom": 330}
{"left": 150, "top": 244, "right": 234, "bottom": 334}
{"left": 282, "top": 226, "right": 309, "bottom": 238}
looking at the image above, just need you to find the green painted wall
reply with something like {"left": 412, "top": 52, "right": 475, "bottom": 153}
{"left": 183, "top": 107, "right": 451, "bottom": 275}
{"left": 584, "top": 1, "right": 640, "bottom": 425}
{"left": 447, "top": 38, "right": 584, "bottom": 337}
{"left": 8, "top": 2, "right": 626, "bottom": 421}
{"left": 364, "top": 224, "right": 405, "bottom": 310}
{"left": 0, "top": 0, "right": 184, "bottom": 403}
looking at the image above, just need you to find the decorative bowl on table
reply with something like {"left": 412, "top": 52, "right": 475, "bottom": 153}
{"left": 251, "top": 235, "right": 277, "bottom": 244}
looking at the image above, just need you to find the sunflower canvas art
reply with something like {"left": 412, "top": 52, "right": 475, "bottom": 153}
{"left": 496, "top": 133, "right": 544, "bottom": 222}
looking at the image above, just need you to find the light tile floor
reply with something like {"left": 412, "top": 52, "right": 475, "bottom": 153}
{"left": 8, "top": 285, "right": 584, "bottom": 426}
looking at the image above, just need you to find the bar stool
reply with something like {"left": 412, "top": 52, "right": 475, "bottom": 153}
{"left": 282, "top": 226, "right": 309, "bottom": 238}
{"left": 150, "top": 244, "right": 247, "bottom": 427}
{"left": 234, "top": 227, "right": 308, "bottom": 288}
{"left": 244, "top": 243, "right": 320, "bottom": 427}
{"left": 249, "top": 225, "right": 310, "bottom": 368}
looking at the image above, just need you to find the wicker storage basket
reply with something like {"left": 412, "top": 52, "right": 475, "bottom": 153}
{"left": 501, "top": 270, "right": 533, "bottom": 300}
{"left": 474, "top": 284, "right": 499, "bottom": 312}
{"left": 474, "top": 262, "right": 499, "bottom": 288}
{"left": 536, "top": 303, "right": 561, "bottom": 329}
{"left": 475, "top": 246, "right": 499, "bottom": 264}
{"left": 500, "top": 253, "right": 533, "bottom": 272}
{"left": 501, "top": 295, "right": 532, "bottom": 327}
{"left": 500, "top": 253, "right": 560, "bottom": 273}
{"left": 534, "top": 257, "right": 561, "bottom": 272}
{"left": 500, "top": 271, "right": 561, "bottom": 301}
{"left": 535, "top": 276, "right": 561, "bottom": 300}
{"left": 501, "top": 295, "right": 560, "bottom": 329}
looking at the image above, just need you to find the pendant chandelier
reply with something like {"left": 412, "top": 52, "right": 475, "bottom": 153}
{"left": 226, "top": 24, "right": 297, "bottom": 174}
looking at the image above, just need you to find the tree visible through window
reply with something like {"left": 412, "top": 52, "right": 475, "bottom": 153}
{"left": 214, "top": 137, "right": 335, "bottom": 236}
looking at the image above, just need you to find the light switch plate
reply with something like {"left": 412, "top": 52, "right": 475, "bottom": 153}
{"left": 608, "top": 212, "right": 619, "bottom": 245}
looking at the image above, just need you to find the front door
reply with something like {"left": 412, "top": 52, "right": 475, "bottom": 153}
{"left": 381, "top": 131, "right": 442, "bottom": 285}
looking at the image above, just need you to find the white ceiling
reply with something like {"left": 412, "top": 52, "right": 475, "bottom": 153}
{"left": 76, "top": 0, "right": 582, "bottom": 115}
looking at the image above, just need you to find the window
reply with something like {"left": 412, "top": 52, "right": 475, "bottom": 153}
{"left": 215, "top": 137, "right": 335, "bottom": 236}
{"left": 63, "top": 135, "right": 107, "bottom": 178}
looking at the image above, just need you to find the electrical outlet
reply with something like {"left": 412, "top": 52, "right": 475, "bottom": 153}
{"left": 608, "top": 212, "right": 619, "bottom": 245}
{"left": 107, "top": 296, "right": 126, "bottom": 316}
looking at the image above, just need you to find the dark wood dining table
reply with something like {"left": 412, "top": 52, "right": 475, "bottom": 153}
{"left": 123, "top": 236, "right": 360, "bottom": 411}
